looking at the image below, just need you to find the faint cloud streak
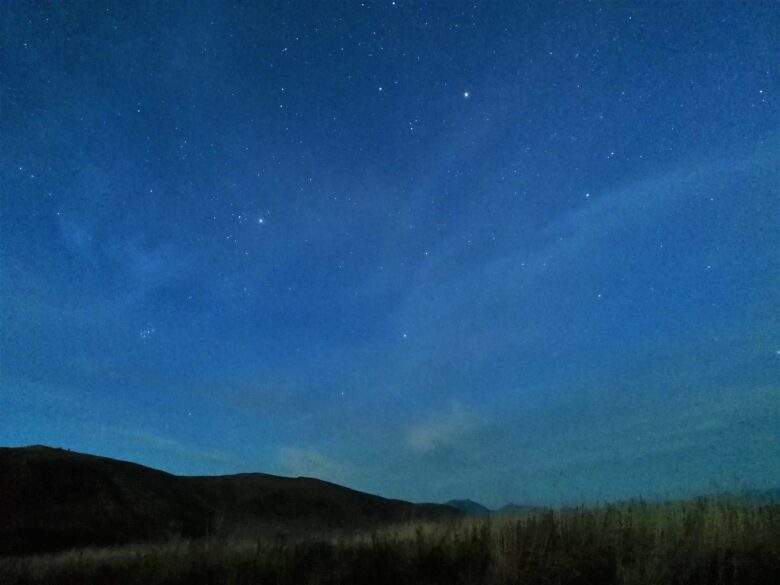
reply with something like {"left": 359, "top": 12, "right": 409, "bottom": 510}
{"left": 405, "top": 403, "right": 482, "bottom": 455}
{"left": 277, "top": 447, "right": 350, "bottom": 483}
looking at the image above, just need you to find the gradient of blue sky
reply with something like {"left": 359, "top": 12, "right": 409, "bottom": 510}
{"left": 1, "top": 1, "right": 778, "bottom": 507}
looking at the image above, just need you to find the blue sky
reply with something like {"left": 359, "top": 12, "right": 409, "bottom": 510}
{"left": 1, "top": 1, "right": 778, "bottom": 507}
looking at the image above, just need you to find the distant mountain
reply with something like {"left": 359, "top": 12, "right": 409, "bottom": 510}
{"left": 0, "top": 446, "right": 461, "bottom": 556}
{"left": 445, "top": 499, "right": 492, "bottom": 516}
{"left": 444, "top": 499, "right": 547, "bottom": 517}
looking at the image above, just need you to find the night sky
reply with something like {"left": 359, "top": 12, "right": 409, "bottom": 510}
{"left": 1, "top": 2, "right": 778, "bottom": 508}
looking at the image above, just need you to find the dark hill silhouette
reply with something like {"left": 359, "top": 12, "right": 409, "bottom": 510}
{"left": 445, "top": 499, "right": 492, "bottom": 516}
{"left": 0, "top": 445, "right": 460, "bottom": 555}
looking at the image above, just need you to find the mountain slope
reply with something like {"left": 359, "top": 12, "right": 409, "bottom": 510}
{"left": 0, "top": 446, "right": 460, "bottom": 555}
{"left": 445, "top": 499, "right": 492, "bottom": 516}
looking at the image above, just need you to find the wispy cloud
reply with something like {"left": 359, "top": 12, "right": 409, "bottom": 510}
{"left": 58, "top": 215, "right": 95, "bottom": 262}
{"left": 404, "top": 403, "right": 483, "bottom": 455}
{"left": 277, "top": 447, "right": 351, "bottom": 483}
{"left": 107, "top": 428, "right": 248, "bottom": 473}
{"left": 56, "top": 205, "right": 194, "bottom": 308}
{"left": 105, "top": 236, "right": 193, "bottom": 303}
{"left": 384, "top": 143, "right": 778, "bottom": 384}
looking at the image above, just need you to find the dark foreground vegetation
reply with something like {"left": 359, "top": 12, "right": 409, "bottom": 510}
{"left": 2, "top": 499, "right": 778, "bottom": 585}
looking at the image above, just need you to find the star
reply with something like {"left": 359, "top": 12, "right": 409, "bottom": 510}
{"left": 258, "top": 217, "right": 265, "bottom": 224}
{"left": 463, "top": 91, "right": 470, "bottom": 98}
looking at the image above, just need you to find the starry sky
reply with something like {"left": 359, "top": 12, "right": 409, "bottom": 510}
{"left": 1, "top": 1, "right": 778, "bottom": 508}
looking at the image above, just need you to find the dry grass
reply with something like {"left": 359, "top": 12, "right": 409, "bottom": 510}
{"left": 1, "top": 499, "right": 777, "bottom": 584}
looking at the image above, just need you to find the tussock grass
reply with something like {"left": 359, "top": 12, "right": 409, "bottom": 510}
{"left": 1, "top": 499, "right": 777, "bottom": 584}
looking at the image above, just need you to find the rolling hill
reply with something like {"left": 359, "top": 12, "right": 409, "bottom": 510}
{"left": 0, "top": 445, "right": 460, "bottom": 555}
{"left": 445, "top": 499, "right": 492, "bottom": 516}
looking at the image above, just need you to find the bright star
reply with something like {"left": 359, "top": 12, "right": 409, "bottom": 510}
{"left": 463, "top": 91, "right": 470, "bottom": 98}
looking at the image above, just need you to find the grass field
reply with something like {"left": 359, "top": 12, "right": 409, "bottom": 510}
{"left": 2, "top": 499, "right": 777, "bottom": 584}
